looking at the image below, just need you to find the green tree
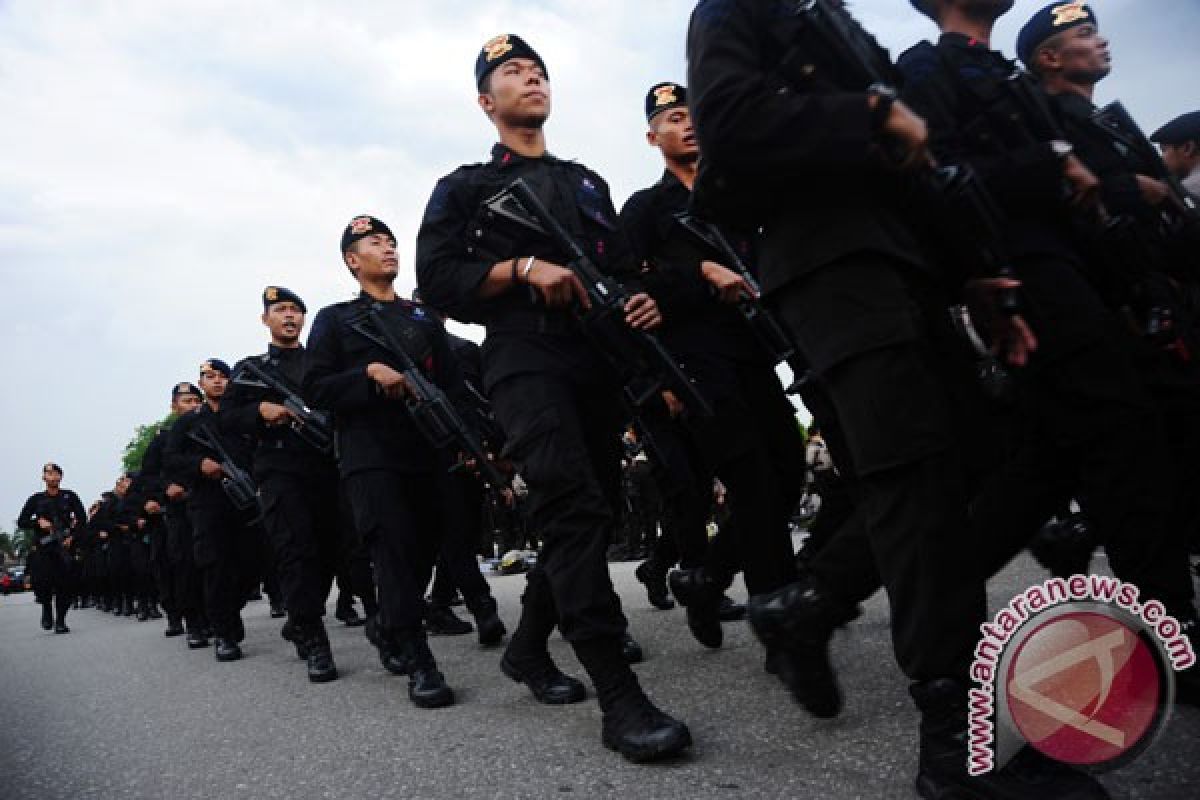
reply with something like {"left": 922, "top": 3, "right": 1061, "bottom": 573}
{"left": 2, "top": 528, "right": 34, "bottom": 561}
{"left": 122, "top": 414, "right": 172, "bottom": 474}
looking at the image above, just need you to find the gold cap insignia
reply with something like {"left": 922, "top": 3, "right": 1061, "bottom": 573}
{"left": 1052, "top": 2, "right": 1089, "bottom": 27}
{"left": 484, "top": 35, "right": 513, "bottom": 63}
{"left": 200, "top": 361, "right": 214, "bottom": 374}
{"left": 654, "top": 84, "right": 679, "bottom": 107}
{"left": 265, "top": 287, "right": 279, "bottom": 302}
{"left": 349, "top": 216, "right": 373, "bottom": 235}
{"left": 176, "top": 382, "right": 190, "bottom": 393}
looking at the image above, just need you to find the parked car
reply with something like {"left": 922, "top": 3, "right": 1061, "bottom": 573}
{"left": 1, "top": 567, "right": 29, "bottom": 595}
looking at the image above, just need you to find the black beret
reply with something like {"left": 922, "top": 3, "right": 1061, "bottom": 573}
{"left": 1017, "top": 2, "right": 1097, "bottom": 68}
{"left": 262, "top": 285, "right": 306, "bottom": 312}
{"left": 171, "top": 381, "right": 203, "bottom": 400}
{"left": 646, "top": 82, "right": 687, "bottom": 123}
{"left": 1151, "top": 112, "right": 1200, "bottom": 145}
{"left": 340, "top": 215, "right": 395, "bottom": 254}
{"left": 908, "top": 0, "right": 936, "bottom": 19}
{"left": 43, "top": 462, "right": 63, "bottom": 476}
{"left": 199, "top": 359, "right": 232, "bottom": 379}
{"left": 475, "top": 34, "right": 547, "bottom": 91}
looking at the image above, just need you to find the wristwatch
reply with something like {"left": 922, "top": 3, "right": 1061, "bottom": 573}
{"left": 1050, "top": 140, "right": 1074, "bottom": 160}
{"left": 867, "top": 84, "right": 897, "bottom": 133}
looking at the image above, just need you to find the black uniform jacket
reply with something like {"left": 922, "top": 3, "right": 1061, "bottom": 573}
{"left": 620, "top": 169, "right": 765, "bottom": 365}
{"left": 685, "top": 0, "right": 926, "bottom": 295}
{"left": 17, "top": 489, "right": 87, "bottom": 545}
{"left": 898, "top": 34, "right": 1078, "bottom": 262}
{"left": 415, "top": 143, "right": 641, "bottom": 391}
{"left": 302, "top": 292, "right": 471, "bottom": 478}
{"left": 163, "top": 404, "right": 256, "bottom": 504}
{"left": 223, "top": 344, "right": 335, "bottom": 480}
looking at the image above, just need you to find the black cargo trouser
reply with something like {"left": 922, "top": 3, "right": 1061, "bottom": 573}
{"left": 680, "top": 355, "right": 805, "bottom": 596}
{"left": 189, "top": 491, "right": 257, "bottom": 640}
{"left": 343, "top": 469, "right": 448, "bottom": 638}
{"left": 490, "top": 372, "right": 628, "bottom": 643}
{"left": 258, "top": 468, "right": 341, "bottom": 625}
{"left": 773, "top": 255, "right": 985, "bottom": 683}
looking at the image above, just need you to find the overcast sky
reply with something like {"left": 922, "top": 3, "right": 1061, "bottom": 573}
{"left": 2, "top": 0, "right": 1197, "bottom": 525}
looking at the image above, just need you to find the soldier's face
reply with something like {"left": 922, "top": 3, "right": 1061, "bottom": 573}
{"left": 480, "top": 58, "right": 551, "bottom": 128}
{"left": 42, "top": 466, "right": 62, "bottom": 489}
{"left": 262, "top": 301, "right": 305, "bottom": 345}
{"left": 172, "top": 394, "right": 202, "bottom": 415}
{"left": 115, "top": 476, "right": 131, "bottom": 495}
{"left": 1161, "top": 142, "right": 1200, "bottom": 178}
{"left": 199, "top": 370, "right": 228, "bottom": 399}
{"left": 648, "top": 107, "right": 698, "bottom": 165}
{"left": 346, "top": 234, "right": 398, "bottom": 284}
{"left": 1051, "top": 24, "right": 1111, "bottom": 82}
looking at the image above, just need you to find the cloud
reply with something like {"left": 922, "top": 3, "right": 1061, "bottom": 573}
{"left": 1, "top": 0, "right": 1196, "bottom": 517}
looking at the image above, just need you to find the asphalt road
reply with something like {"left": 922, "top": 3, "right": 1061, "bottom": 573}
{"left": 0, "top": 555, "right": 1196, "bottom": 800}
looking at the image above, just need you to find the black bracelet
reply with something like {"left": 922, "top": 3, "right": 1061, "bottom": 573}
{"left": 511, "top": 256, "right": 520, "bottom": 283}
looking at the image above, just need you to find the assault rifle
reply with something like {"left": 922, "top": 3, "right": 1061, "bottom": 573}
{"left": 672, "top": 213, "right": 796, "bottom": 364}
{"left": 1092, "top": 100, "right": 1200, "bottom": 235}
{"left": 188, "top": 424, "right": 259, "bottom": 513}
{"left": 348, "top": 305, "right": 509, "bottom": 491}
{"left": 234, "top": 358, "right": 334, "bottom": 455}
{"left": 783, "top": 0, "right": 1020, "bottom": 315}
{"left": 481, "top": 178, "right": 715, "bottom": 417}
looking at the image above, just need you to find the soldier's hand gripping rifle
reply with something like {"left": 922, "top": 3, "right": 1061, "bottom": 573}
{"left": 785, "top": 0, "right": 1021, "bottom": 316}
{"left": 188, "top": 424, "right": 259, "bottom": 513}
{"left": 348, "top": 306, "right": 509, "bottom": 491}
{"left": 481, "top": 178, "right": 714, "bottom": 418}
{"left": 672, "top": 212, "right": 796, "bottom": 365}
{"left": 234, "top": 358, "right": 334, "bottom": 456}
{"left": 1091, "top": 100, "right": 1200, "bottom": 235}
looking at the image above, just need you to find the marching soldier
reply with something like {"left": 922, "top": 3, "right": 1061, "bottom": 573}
{"left": 137, "top": 381, "right": 205, "bottom": 637}
{"left": 165, "top": 359, "right": 260, "bottom": 662}
{"left": 17, "top": 463, "right": 87, "bottom": 633}
{"left": 303, "top": 215, "right": 472, "bottom": 708}
{"left": 620, "top": 82, "right": 804, "bottom": 652}
{"left": 415, "top": 35, "right": 690, "bottom": 761}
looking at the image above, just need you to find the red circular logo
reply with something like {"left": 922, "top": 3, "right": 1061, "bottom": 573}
{"left": 1005, "top": 611, "right": 1163, "bottom": 765}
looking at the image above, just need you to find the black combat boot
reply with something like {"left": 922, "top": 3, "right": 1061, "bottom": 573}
{"left": 122, "top": 595, "right": 135, "bottom": 617}
{"left": 214, "top": 636, "right": 243, "bottom": 662}
{"left": 334, "top": 592, "right": 365, "bottom": 626}
{"left": 424, "top": 600, "right": 474, "bottom": 636}
{"left": 747, "top": 575, "right": 854, "bottom": 719}
{"left": 500, "top": 646, "right": 587, "bottom": 705}
{"left": 620, "top": 632, "right": 644, "bottom": 664}
{"left": 911, "top": 679, "right": 1110, "bottom": 799}
{"left": 668, "top": 567, "right": 724, "bottom": 649}
{"left": 164, "top": 613, "right": 185, "bottom": 637}
{"left": 501, "top": 578, "right": 584, "bottom": 703}
{"left": 302, "top": 622, "right": 338, "bottom": 684}
{"left": 53, "top": 597, "right": 70, "bottom": 634}
{"left": 574, "top": 637, "right": 691, "bottom": 763}
{"left": 147, "top": 600, "right": 163, "bottom": 620}
{"left": 137, "top": 597, "right": 150, "bottom": 622}
{"left": 467, "top": 595, "right": 507, "bottom": 647}
{"left": 718, "top": 594, "right": 746, "bottom": 621}
{"left": 364, "top": 614, "right": 410, "bottom": 675}
{"left": 399, "top": 636, "right": 454, "bottom": 709}
{"left": 186, "top": 617, "right": 210, "bottom": 649}
{"left": 635, "top": 560, "right": 675, "bottom": 610}
{"left": 40, "top": 602, "right": 54, "bottom": 631}
{"left": 281, "top": 618, "right": 311, "bottom": 660}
